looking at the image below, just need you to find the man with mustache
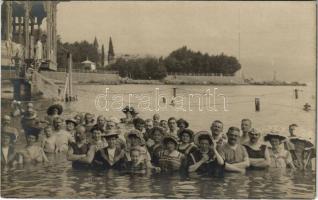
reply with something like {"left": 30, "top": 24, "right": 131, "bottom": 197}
{"left": 243, "top": 128, "right": 270, "bottom": 169}
{"left": 219, "top": 127, "right": 250, "bottom": 173}
{"left": 210, "top": 120, "right": 227, "bottom": 147}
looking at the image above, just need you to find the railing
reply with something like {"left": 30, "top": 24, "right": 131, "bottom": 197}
{"left": 167, "top": 72, "right": 235, "bottom": 76}
{"left": 55, "top": 68, "right": 119, "bottom": 74}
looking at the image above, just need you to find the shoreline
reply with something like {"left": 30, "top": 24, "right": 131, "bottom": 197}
{"left": 74, "top": 80, "right": 307, "bottom": 87}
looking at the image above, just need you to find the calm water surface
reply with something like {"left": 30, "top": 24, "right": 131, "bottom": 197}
{"left": 1, "top": 84, "right": 316, "bottom": 198}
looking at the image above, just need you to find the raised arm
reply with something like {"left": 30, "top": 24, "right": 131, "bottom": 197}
{"left": 188, "top": 153, "right": 209, "bottom": 172}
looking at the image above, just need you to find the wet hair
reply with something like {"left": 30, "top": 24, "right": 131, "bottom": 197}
{"left": 212, "top": 120, "right": 223, "bottom": 126}
{"left": 133, "top": 118, "right": 145, "bottom": 126}
{"left": 289, "top": 124, "right": 298, "bottom": 128}
{"left": 130, "top": 147, "right": 141, "bottom": 155}
{"left": 168, "top": 117, "right": 177, "bottom": 123}
{"left": 227, "top": 126, "right": 240, "bottom": 135}
{"left": 241, "top": 119, "right": 252, "bottom": 125}
{"left": 150, "top": 126, "right": 165, "bottom": 136}
{"left": 27, "top": 133, "right": 39, "bottom": 141}
{"left": 145, "top": 119, "right": 153, "bottom": 123}
{"left": 198, "top": 134, "right": 212, "bottom": 144}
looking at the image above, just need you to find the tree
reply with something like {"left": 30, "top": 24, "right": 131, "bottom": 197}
{"left": 110, "top": 57, "right": 167, "bottom": 80}
{"left": 101, "top": 45, "right": 105, "bottom": 67}
{"left": 93, "top": 37, "right": 99, "bottom": 50}
{"left": 164, "top": 47, "right": 241, "bottom": 75}
{"left": 108, "top": 37, "right": 115, "bottom": 64}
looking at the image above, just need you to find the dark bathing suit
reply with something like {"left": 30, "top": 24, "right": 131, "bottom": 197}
{"left": 69, "top": 142, "right": 91, "bottom": 170}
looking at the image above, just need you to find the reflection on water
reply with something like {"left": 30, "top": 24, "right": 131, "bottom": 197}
{"left": 1, "top": 155, "right": 316, "bottom": 198}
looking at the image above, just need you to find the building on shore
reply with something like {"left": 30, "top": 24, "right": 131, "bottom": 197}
{"left": 81, "top": 58, "right": 96, "bottom": 72}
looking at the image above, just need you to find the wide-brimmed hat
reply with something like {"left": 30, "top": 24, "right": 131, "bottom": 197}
{"left": 177, "top": 128, "right": 194, "bottom": 139}
{"left": 177, "top": 118, "right": 189, "bottom": 128}
{"left": 23, "top": 111, "right": 38, "bottom": 120}
{"left": 290, "top": 137, "right": 314, "bottom": 148}
{"left": 162, "top": 136, "right": 179, "bottom": 146}
{"left": 104, "top": 130, "right": 119, "bottom": 138}
{"left": 47, "top": 104, "right": 63, "bottom": 115}
{"left": 108, "top": 116, "right": 120, "bottom": 124}
{"left": 126, "top": 129, "right": 143, "bottom": 140}
{"left": 264, "top": 133, "right": 286, "bottom": 142}
{"left": 65, "top": 119, "right": 78, "bottom": 126}
{"left": 194, "top": 131, "right": 213, "bottom": 145}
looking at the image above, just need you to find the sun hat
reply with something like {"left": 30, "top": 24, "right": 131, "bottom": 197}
{"left": 162, "top": 135, "right": 179, "bottom": 146}
{"left": 177, "top": 128, "right": 194, "bottom": 139}
{"left": 264, "top": 133, "right": 286, "bottom": 142}
{"left": 194, "top": 131, "right": 213, "bottom": 145}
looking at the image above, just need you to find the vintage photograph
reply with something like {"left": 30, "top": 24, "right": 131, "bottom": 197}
{"left": 1, "top": 1, "right": 316, "bottom": 199}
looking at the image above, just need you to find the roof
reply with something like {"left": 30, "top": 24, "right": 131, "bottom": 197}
{"left": 81, "top": 60, "right": 95, "bottom": 64}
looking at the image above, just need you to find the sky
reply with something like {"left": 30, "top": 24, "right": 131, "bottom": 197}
{"left": 57, "top": 1, "right": 316, "bottom": 83}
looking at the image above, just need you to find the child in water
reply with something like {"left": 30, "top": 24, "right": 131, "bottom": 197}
{"left": 20, "top": 133, "right": 49, "bottom": 163}
{"left": 123, "top": 147, "right": 147, "bottom": 174}
{"left": 41, "top": 126, "right": 56, "bottom": 153}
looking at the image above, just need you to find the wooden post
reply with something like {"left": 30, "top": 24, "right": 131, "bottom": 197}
{"left": 24, "top": 2, "right": 30, "bottom": 59}
{"left": 173, "top": 88, "right": 177, "bottom": 98}
{"left": 255, "top": 98, "right": 260, "bottom": 112}
{"left": 67, "top": 53, "right": 73, "bottom": 101}
{"left": 294, "top": 89, "right": 299, "bottom": 99}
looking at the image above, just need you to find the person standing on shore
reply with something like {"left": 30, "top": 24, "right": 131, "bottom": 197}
{"left": 240, "top": 119, "right": 252, "bottom": 144}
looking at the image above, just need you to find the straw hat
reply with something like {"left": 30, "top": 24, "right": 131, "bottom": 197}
{"left": 194, "top": 131, "right": 213, "bottom": 145}
{"left": 162, "top": 136, "right": 179, "bottom": 146}
{"left": 264, "top": 133, "right": 286, "bottom": 142}
{"left": 104, "top": 131, "right": 119, "bottom": 138}
{"left": 177, "top": 128, "right": 194, "bottom": 139}
{"left": 65, "top": 118, "right": 78, "bottom": 126}
{"left": 289, "top": 137, "right": 314, "bottom": 148}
